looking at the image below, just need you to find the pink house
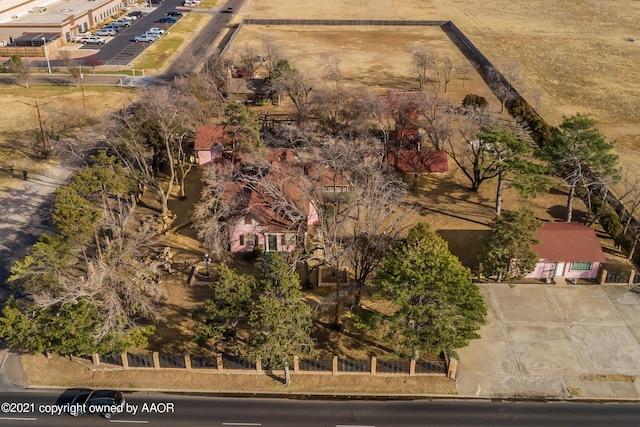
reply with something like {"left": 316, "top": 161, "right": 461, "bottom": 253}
{"left": 222, "top": 149, "right": 323, "bottom": 253}
{"left": 525, "top": 222, "right": 605, "bottom": 280}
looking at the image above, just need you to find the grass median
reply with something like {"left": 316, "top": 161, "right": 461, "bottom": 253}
{"left": 131, "top": 13, "right": 209, "bottom": 72}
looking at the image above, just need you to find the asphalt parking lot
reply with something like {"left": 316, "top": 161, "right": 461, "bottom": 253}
{"left": 456, "top": 283, "right": 640, "bottom": 399}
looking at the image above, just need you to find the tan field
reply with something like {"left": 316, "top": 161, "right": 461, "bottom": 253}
{"left": 240, "top": 0, "right": 640, "bottom": 172}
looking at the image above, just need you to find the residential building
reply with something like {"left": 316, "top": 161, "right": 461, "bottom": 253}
{"left": 525, "top": 222, "right": 605, "bottom": 280}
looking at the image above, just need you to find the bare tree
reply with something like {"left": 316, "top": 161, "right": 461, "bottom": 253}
{"left": 438, "top": 56, "right": 455, "bottom": 93}
{"left": 417, "top": 93, "right": 453, "bottom": 150}
{"left": 615, "top": 167, "right": 640, "bottom": 234}
{"left": 239, "top": 43, "right": 258, "bottom": 77}
{"left": 445, "top": 108, "right": 502, "bottom": 192}
{"left": 410, "top": 45, "right": 435, "bottom": 91}
{"left": 260, "top": 35, "right": 281, "bottom": 74}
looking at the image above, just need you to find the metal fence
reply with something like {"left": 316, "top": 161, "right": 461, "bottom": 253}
{"left": 222, "top": 353, "right": 256, "bottom": 370}
{"left": 243, "top": 19, "right": 446, "bottom": 26}
{"left": 127, "top": 352, "right": 154, "bottom": 368}
{"left": 158, "top": 353, "right": 186, "bottom": 369}
{"left": 90, "top": 352, "right": 450, "bottom": 377}
{"left": 99, "top": 353, "right": 123, "bottom": 366}
{"left": 338, "top": 358, "right": 370, "bottom": 373}
{"left": 299, "top": 357, "right": 333, "bottom": 372}
{"left": 190, "top": 355, "right": 218, "bottom": 370}
{"left": 377, "top": 359, "right": 411, "bottom": 374}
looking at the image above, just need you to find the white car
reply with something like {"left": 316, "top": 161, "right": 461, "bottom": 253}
{"left": 134, "top": 34, "right": 156, "bottom": 43}
{"left": 143, "top": 32, "right": 162, "bottom": 40}
{"left": 148, "top": 27, "right": 165, "bottom": 35}
{"left": 123, "top": 15, "right": 137, "bottom": 20}
{"left": 80, "top": 36, "right": 105, "bottom": 45}
{"left": 96, "top": 28, "right": 116, "bottom": 36}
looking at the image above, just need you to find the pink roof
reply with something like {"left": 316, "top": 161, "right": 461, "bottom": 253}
{"left": 532, "top": 222, "right": 605, "bottom": 263}
{"left": 388, "top": 150, "right": 449, "bottom": 173}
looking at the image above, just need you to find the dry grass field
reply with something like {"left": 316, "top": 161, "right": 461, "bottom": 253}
{"left": 241, "top": 0, "right": 640, "bottom": 179}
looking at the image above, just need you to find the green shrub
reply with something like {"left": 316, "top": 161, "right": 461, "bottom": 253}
{"left": 243, "top": 244, "right": 263, "bottom": 262}
{"left": 462, "top": 94, "right": 488, "bottom": 109}
{"left": 507, "top": 99, "right": 552, "bottom": 147}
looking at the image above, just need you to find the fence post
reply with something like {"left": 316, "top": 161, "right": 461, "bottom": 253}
{"left": 92, "top": 353, "right": 100, "bottom": 366}
{"left": 216, "top": 354, "right": 223, "bottom": 373}
{"left": 293, "top": 355, "right": 299, "bottom": 373}
{"left": 332, "top": 356, "right": 338, "bottom": 375}
{"left": 152, "top": 352, "right": 160, "bottom": 370}
{"left": 409, "top": 358, "right": 416, "bottom": 376}
{"left": 600, "top": 269, "right": 607, "bottom": 285}
{"left": 370, "top": 356, "right": 377, "bottom": 375}
{"left": 121, "top": 353, "right": 129, "bottom": 369}
{"left": 447, "top": 358, "right": 459, "bottom": 381}
{"left": 629, "top": 270, "right": 636, "bottom": 286}
{"left": 256, "top": 358, "right": 262, "bottom": 374}
{"left": 184, "top": 354, "right": 191, "bottom": 371}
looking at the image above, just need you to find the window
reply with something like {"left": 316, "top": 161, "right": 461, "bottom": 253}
{"left": 239, "top": 234, "right": 257, "bottom": 246}
{"left": 570, "top": 262, "right": 592, "bottom": 271}
{"left": 281, "top": 233, "right": 296, "bottom": 246}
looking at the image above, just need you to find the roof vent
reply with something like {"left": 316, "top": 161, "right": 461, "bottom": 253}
{"left": 31, "top": 7, "right": 47, "bottom": 13}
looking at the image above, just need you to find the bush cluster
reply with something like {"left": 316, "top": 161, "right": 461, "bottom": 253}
{"left": 507, "top": 99, "right": 552, "bottom": 147}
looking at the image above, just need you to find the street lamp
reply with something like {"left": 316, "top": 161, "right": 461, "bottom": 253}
{"left": 42, "top": 37, "right": 51, "bottom": 74}
{"left": 203, "top": 253, "right": 211, "bottom": 277}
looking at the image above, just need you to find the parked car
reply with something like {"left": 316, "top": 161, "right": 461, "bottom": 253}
{"left": 128, "top": 11, "right": 144, "bottom": 17}
{"left": 143, "top": 32, "right": 161, "bottom": 40}
{"left": 70, "top": 390, "right": 124, "bottom": 419}
{"left": 80, "top": 36, "right": 105, "bottom": 45}
{"left": 165, "top": 10, "right": 183, "bottom": 17}
{"left": 111, "top": 19, "right": 131, "bottom": 27}
{"left": 148, "top": 27, "right": 165, "bottom": 35}
{"left": 103, "top": 25, "right": 120, "bottom": 33}
{"left": 133, "top": 34, "right": 156, "bottom": 43}
{"left": 95, "top": 28, "right": 116, "bottom": 36}
{"left": 157, "top": 16, "right": 177, "bottom": 23}
{"left": 122, "top": 15, "right": 137, "bottom": 21}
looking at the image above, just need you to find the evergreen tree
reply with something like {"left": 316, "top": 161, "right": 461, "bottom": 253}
{"left": 478, "top": 208, "right": 542, "bottom": 282}
{"left": 248, "top": 254, "right": 314, "bottom": 385}
{"left": 541, "top": 113, "right": 619, "bottom": 222}
{"left": 375, "top": 223, "right": 487, "bottom": 358}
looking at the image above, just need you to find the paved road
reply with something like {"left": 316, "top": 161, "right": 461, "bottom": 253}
{"left": 0, "top": 392, "right": 639, "bottom": 426}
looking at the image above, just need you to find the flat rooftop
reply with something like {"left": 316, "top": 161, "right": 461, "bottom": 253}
{"left": 1, "top": 0, "right": 108, "bottom": 25}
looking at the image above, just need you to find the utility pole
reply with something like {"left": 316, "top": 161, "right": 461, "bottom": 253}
{"left": 80, "top": 65, "right": 87, "bottom": 114}
{"left": 34, "top": 98, "right": 47, "bottom": 159}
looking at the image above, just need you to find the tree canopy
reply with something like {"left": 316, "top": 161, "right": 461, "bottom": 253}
{"left": 478, "top": 208, "right": 542, "bottom": 282}
{"left": 541, "top": 113, "right": 619, "bottom": 222}
{"left": 375, "top": 223, "right": 487, "bottom": 358}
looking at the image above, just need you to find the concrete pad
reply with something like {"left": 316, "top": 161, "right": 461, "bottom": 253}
{"left": 505, "top": 324, "right": 587, "bottom": 375}
{"left": 457, "top": 323, "right": 519, "bottom": 375}
{"left": 628, "top": 327, "right": 640, "bottom": 344}
{"left": 603, "top": 286, "right": 640, "bottom": 326}
{"left": 477, "top": 285, "right": 499, "bottom": 323}
{"left": 580, "top": 381, "right": 640, "bottom": 399}
{"left": 548, "top": 286, "right": 624, "bottom": 325}
{"left": 568, "top": 325, "right": 640, "bottom": 374}
{"left": 490, "top": 284, "right": 561, "bottom": 323}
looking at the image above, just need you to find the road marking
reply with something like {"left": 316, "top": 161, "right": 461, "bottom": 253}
{"left": 222, "top": 424, "right": 262, "bottom": 426}
{"left": 0, "top": 417, "right": 37, "bottom": 421}
{"left": 110, "top": 421, "right": 149, "bottom": 424}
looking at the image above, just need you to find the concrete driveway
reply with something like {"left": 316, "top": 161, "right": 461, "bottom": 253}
{"left": 457, "top": 283, "right": 640, "bottom": 399}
